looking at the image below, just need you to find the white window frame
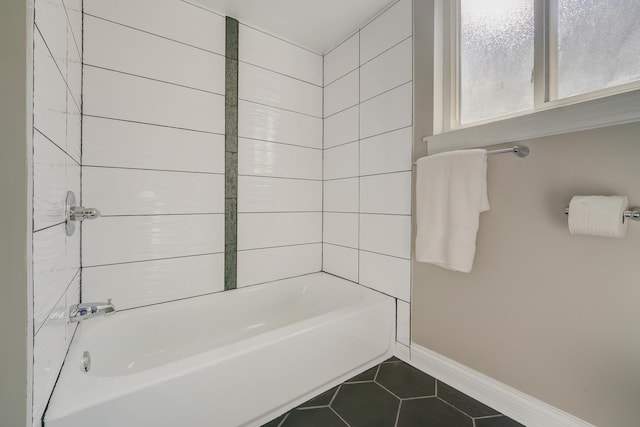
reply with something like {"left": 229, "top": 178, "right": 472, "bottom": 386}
{"left": 427, "top": 0, "right": 640, "bottom": 154}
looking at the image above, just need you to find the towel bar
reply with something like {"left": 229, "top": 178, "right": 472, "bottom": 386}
{"left": 415, "top": 145, "right": 529, "bottom": 165}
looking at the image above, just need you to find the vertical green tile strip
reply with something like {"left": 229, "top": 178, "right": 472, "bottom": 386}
{"left": 225, "top": 17, "right": 239, "bottom": 290}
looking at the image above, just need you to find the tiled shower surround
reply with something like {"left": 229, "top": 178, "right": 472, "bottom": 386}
{"left": 32, "top": 0, "right": 414, "bottom": 422}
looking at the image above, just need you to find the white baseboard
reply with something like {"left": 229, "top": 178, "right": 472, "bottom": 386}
{"left": 394, "top": 341, "right": 410, "bottom": 362}
{"left": 409, "top": 344, "right": 595, "bottom": 427}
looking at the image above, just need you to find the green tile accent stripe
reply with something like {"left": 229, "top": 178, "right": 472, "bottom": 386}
{"left": 225, "top": 17, "right": 239, "bottom": 291}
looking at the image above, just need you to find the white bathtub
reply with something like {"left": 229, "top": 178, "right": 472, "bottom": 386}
{"left": 45, "top": 272, "right": 395, "bottom": 427}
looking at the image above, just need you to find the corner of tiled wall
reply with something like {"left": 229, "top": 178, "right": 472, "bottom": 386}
{"left": 32, "top": 0, "right": 83, "bottom": 424}
{"left": 322, "top": 0, "right": 414, "bottom": 353}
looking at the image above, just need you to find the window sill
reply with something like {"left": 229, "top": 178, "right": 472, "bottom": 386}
{"left": 424, "top": 88, "right": 640, "bottom": 154}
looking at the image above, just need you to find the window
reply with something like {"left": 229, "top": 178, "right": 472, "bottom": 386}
{"left": 435, "top": 0, "right": 640, "bottom": 140}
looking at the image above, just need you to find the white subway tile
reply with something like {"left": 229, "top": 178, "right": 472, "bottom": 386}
{"left": 82, "top": 167, "right": 224, "bottom": 216}
{"left": 238, "top": 244, "right": 321, "bottom": 287}
{"left": 238, "top": 177, "right": 322, "bottom": 212}
{"left": 238, "top": 100, "right": 322, "bottom": 149}
{"left": 66, "top": 100, "right": 81, "bottom": 163}
{"left": 323, "top": 178, "right": 359, "bottom": 213}
{"left": 360, "top": 0, "right": 412, "bottom": 65}
{"left": 35, "top": 0, "right": 67, "bottom": 72}
{"left": 239, "top": 139, "right": 322, "bottom": 180}
{"left": 239, "top": 63, "right": 322, "bottom": 117}
{"left": 360, "top": 172, "right": 411, "bottom": 215}
{"left": 360, "top": 82, "right": 412, "bottom": 139}
{"left": 83, "top": 66, "right": 225, "bottom": 134}
{"left": 238, "top": 212, "right": 322, "bottom": 250}
{"left": 34, "top": 32, "right": 66, "bottom": 149}
{"left": 239, "top": 24, "right": 322, "bottom": 86}
{"left": 33, "top": 224, "right": 79, "bottom": 334}
{"left": 33, "top": 133, "right": 79, "bottom": 231}
{"left": 360, "top": 127, "right": 413, "bottom": 176}
{"left": 324, "top": 142, "right": 359, "bottom": 180}
{"left": 82, "top": 214, "right": 224, "bottom": 266}
{"left": 84, "top": 0, "right": 226, "bottom": 54}
{"left": 83, "top": 117, "right": 225, "bottom": 173}
{"left": 324, "top": 69, "right": 359, "bottom": 117}
{"left": 67, "top": 22, "right": 82, "bottom": 108}
{"left": 84, "top": 15, "right": 225, "bottom": 94}
{"left": 65, "top": 274, "right": 80, "bottom": 343}
{"left": 324, "top": 105, "right": 359, "bottom": 149}
{"left": 33, "top": 300, "right": 67, "bottom": 425}
{"left": 324, "top": 33, "right": 359, "bottom": 86}
{"left": 322, "top": 244, "right": 358, "bottom": 283}
{"left": 323, "top": 213, "right": 358, "bottom": 248}
{"left": 82, "top": 254, "right": 225, "bottom": 310}
{"left": 63, "top": 0, "right": 82, "bottom": 56}
{"left": 360, "top": 37, "right": 413, "bottom": 101}
{"left": 359, "top": 251, "right": 410, "bottom": 301}
{"left": 360, "top": 214, "right": 411, "bottom": 259}
{"left": 397, "top": 300, "right": 411, "bottom": 345}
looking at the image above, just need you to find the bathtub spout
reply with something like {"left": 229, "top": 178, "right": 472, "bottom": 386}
{"left": 69, "top": 299, "right": 116, "bottom": 323}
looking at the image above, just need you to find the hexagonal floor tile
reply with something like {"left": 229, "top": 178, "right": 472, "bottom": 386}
{"left": 298, "top": 386, "right": 339, "bottom": 408}
{"left": 376, "top": 362, "right": 436, "bottom": 398}
{"left": 260, "top": 412, "right": 287, "bottom": 427}
{"left": 397, "top": 397, "right": 473, "bottom": 427}
{"left": 437, "top": 382, "right": 500, "bottom": 417}
{"left": 332, "top": 382, "right": 400, "bottom": 427}
{"left": 475, "top": 415, "right": 526, "bottom": 427}
{"left": 281, "top": 408, "right": 347, "bottom": 427}
{"left": 345, "top": 366, "right": 378, "bottom": 383}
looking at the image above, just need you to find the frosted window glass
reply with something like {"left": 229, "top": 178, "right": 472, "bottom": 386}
{"left": 459, "top": 0, "right": 534, "bottom": 125}
{"left": 557, "top": 0, "right": 640, "bottom": 99}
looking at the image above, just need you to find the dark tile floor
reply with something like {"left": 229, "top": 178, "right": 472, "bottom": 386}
{"left": 262, "top": 357, "right": 525, "bottom": 427}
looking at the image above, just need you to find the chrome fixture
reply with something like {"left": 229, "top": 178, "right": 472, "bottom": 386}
{"left": 65, "top": 190, "right": 101, "bottom": 236}
{"left": 415, "top": 145, "right": 530, "bottom": 165}
{"left": 69, "top": 299, "right": 116, "bottom": 323}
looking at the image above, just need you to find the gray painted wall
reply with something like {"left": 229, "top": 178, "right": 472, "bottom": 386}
{"left": 412, "top": 122, "right": 640, "bottom": 427}
{"left": 0, "top": 0, "right": 32, "bottom": 426}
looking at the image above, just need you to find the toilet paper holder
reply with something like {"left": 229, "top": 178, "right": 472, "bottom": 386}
{"left": 563, "top": 207, "right": 640, "bottom": 221}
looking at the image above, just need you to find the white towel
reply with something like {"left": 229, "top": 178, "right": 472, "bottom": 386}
{"left": 415, "top": 149, "right": 489, "bottom": 273}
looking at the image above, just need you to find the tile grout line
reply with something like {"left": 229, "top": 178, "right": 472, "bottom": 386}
{"left": 83, "top": 114, "right": 225, "bottom": 135}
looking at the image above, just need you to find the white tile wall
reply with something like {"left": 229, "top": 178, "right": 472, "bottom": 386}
{"left": 360, "top": 127, "right": 413, "bottom": 176}
{"left": 84, "top": 0, "right": 226, "bottom": 54}
{"left": 238, "top": 244, "right": 322, "bottom": 287}
{"left": 238, "top": 25, "right": 323, "bottom": 286}
{"left": 322, "top": 1, "right": 413, "bottom": 309}
{"left": 360, "top": 82, "right": 412, "bottom": 139}
{"left": 32, "top": 0, "right": 82, "bottom": 422}
{"left": 323, "top": 213, "right": 359, "bottom": 249}
{"left": 239, "top": 62, "right": 322, "bottom": 117}
{"left": 323, "top": 178, "right": 359, "bottom": 213}
{"left": 396, "top": 299, "right": 411, "bottom": 346}
{"left": 324, "top": 105, "right": 359, "bottom": 149}
{"left": 360, "top": 37, "right": 413, "bottom": 101}
{"left": 83, "top": 66, "right": 225, "bottom": 134}
{"left": 359, "top": 214, "right": 411, "bottom": 259}
{"left": 83, "top": 116, "right": 225, "bottom": 173}
{"left": 238, "top": 177, "right": 322, "bottom": 212}
{"left": 82, "top": 168, "right": 225, "bottom": 215}
{"left": 324, "top": 70, "right": 359, "bottom": 117}
{"left": 238, "top": 139, "right": 322, "bottom": 180}
{"left": 359, "top": 251, "right": 411, "bottom": 302}
{"left": 239, "top": 24, "right": 323, "bottom": 86}
{"left": 324, "top": 33, "right": 359, "bottom": 85}
{"left": 238, "top": 212, "right": 322, "bottom": 250}
{"left": 360, "top": 0, "right": 412, "bottom": 65}
{"left": 238, "top": 100, "right": 322, "bottom": 149}
{"left": 82, "top": 254, "right": 225, "bottom": 310}
{"left": 84, "top": 15, "right": 225, "bottom": 94}
{"left": 324, "top": 142, "right": 359, "bottom": 180}
{"left": 322, "top": 244, "right": 359, "bottom": 283}
{"left": 360, "top": 172, "right": 412, "bottom": 215}
{"left": 82, "top": 214, "right": 224, "bottom": 267}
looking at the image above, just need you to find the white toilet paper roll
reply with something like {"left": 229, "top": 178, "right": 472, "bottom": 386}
{"left": 568, "top": 195, "right": 628, "bottom": 238}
